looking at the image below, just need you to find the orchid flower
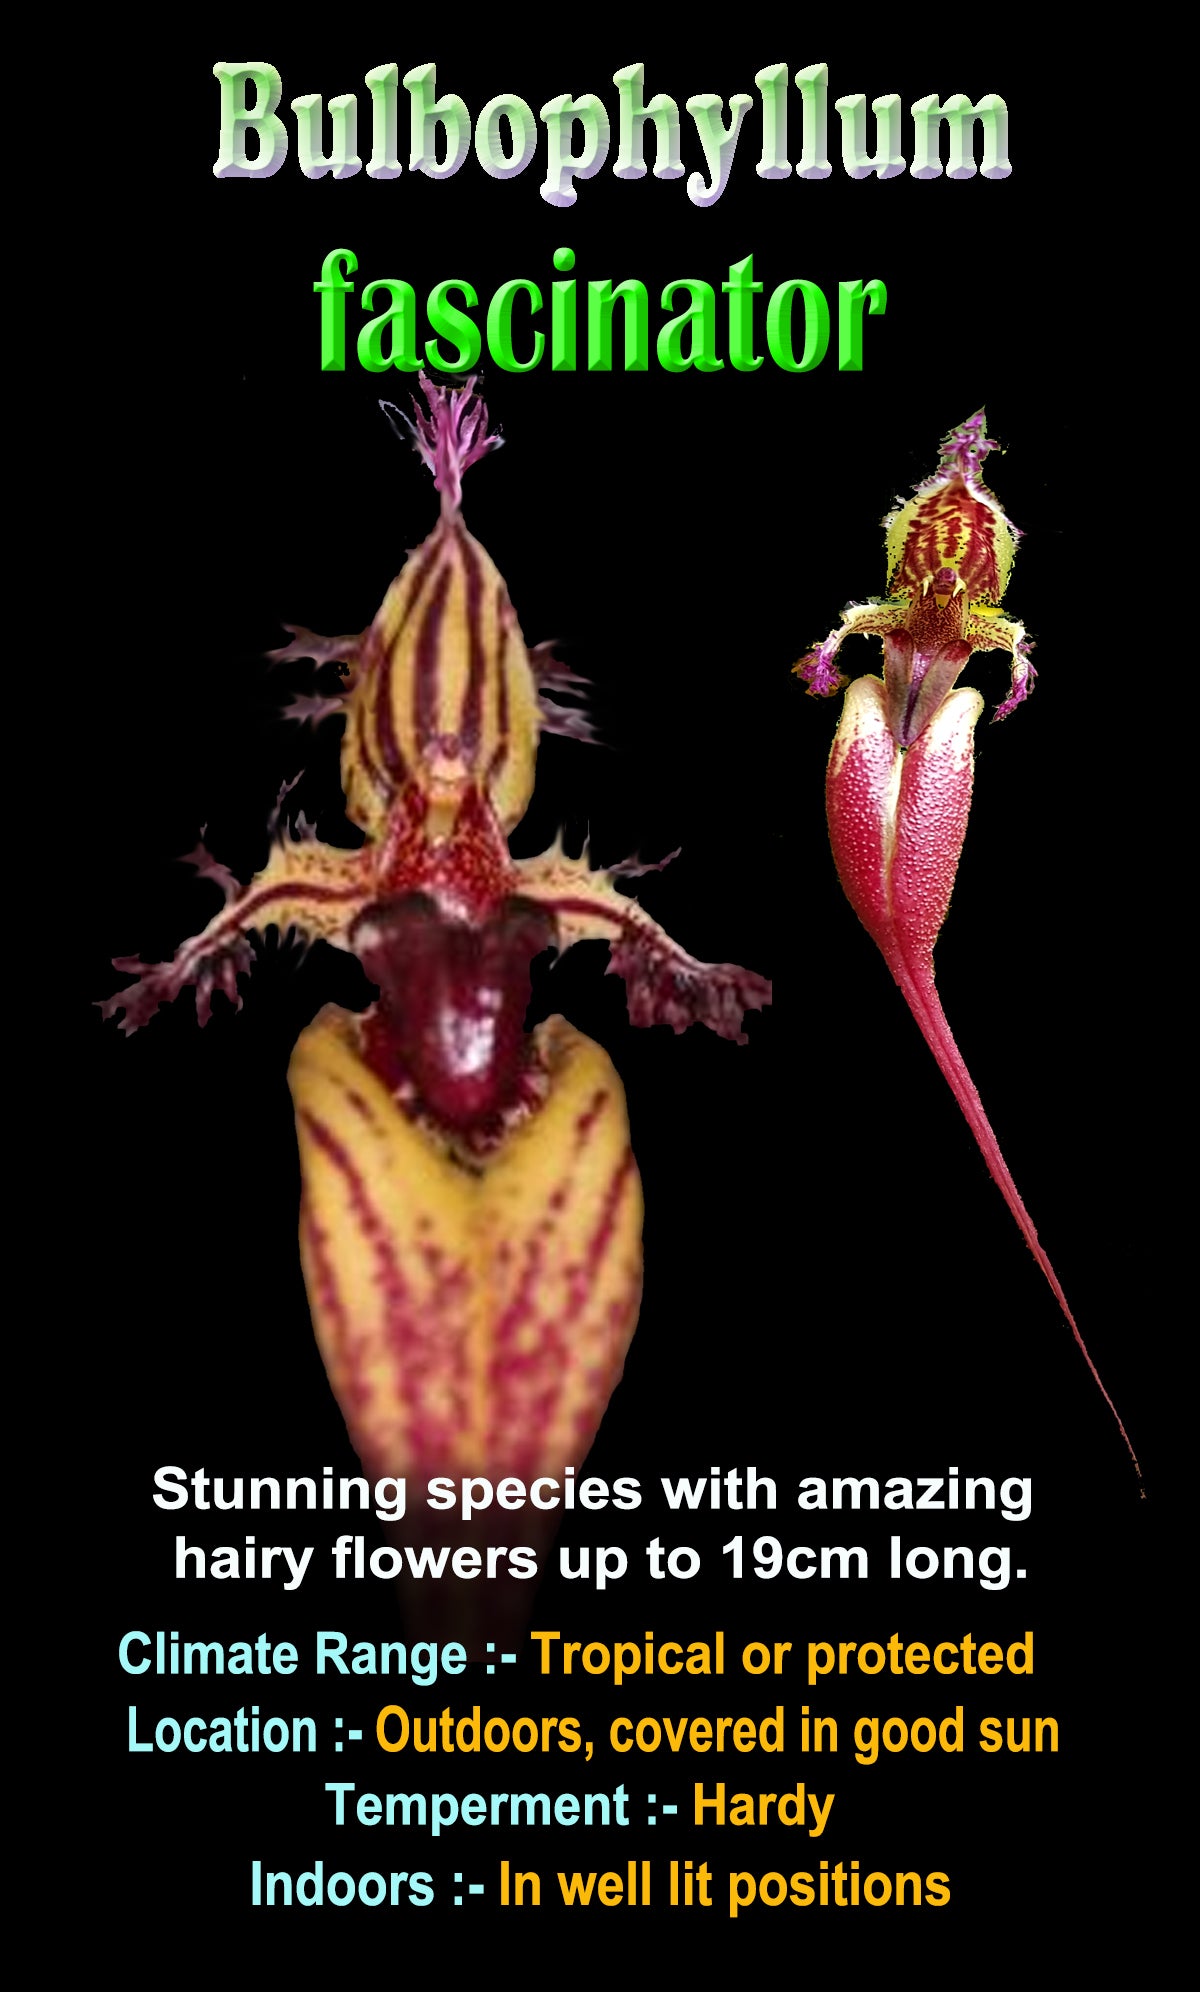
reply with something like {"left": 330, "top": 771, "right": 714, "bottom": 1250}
{"left": 796, "top": 411, "right": 1138, "bottom": 1478}
{"left": 103, "top": 378, "right": 770, "bottom": 1532}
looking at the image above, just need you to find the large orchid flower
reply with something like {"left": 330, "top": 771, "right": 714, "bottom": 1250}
{"left": 103, "top": 378, "right": 771, "bottom": 1556}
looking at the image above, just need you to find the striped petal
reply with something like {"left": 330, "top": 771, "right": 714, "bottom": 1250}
{"left": 289, "top": 1011, "right": 643, "bottom": 1485}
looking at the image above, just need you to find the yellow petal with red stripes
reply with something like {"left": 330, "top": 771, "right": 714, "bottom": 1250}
{"left": 289, "top": 1013, "right": 643, "bottom": 1484}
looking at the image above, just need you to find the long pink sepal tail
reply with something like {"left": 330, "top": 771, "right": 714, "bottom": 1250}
{"left": 826, "top": 674, "right": 1140, "bottom": 1481}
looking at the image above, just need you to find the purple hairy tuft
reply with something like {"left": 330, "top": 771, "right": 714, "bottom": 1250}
{"left": 267, "top": 625, "right": 365, "bottom": 671}
{"left": 99, "top": 936, "right": 253, "bottom": 1035}
{"left": 795, "top": 640, "right": 850, "bottom": 700}
{"left": 181, "top": 832, "right": 240, "bottom": 907}
{"left": 936, "top": 408, "right": 1000, "bottom": 486}
{"left": 383, "top": 376, "right": 503, "bottom": 517}
{"left": 267, "top": 773, "right": 305, "bottom": 841}
{"left": 611, "top": 848, "right": 682, "bottom": 881}
{"left": 284, "top": 691, "right": 349, "bottom": 728}
{"left": 194, "top": 942, "right": 253, "bottom": 1027}
{"left": 992, "top": 636, "right": 1038, "bottom": 722}
{"left": 529, "top": 640, "right": 598, "bottom": 742}
{"left": 608, "top": 938, "right": 771, "bottom": 1044}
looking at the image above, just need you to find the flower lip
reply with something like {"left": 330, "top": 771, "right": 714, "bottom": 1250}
{"left": 352, "top": 893, "right": 557, "bottom": 1135}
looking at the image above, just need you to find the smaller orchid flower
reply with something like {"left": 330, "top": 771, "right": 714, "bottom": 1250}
{"left": 796, "top": 412, "right": 1138, "bottom": 1478}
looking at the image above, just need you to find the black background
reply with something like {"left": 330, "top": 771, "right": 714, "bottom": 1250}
{"left": 69, "top": 34, "right": 1169, "bottom": 1973}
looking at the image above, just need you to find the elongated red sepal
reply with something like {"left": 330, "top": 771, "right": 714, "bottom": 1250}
{"left": 825, "top": 679, "right": 1140, "bottom": 1478}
